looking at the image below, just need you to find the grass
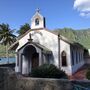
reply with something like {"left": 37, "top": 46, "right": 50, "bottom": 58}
{"left": 0, "top": 44, "right": 15, "bottom": 57}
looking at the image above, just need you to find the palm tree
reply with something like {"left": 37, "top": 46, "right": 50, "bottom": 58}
{"left": 17, "top": 23, "right": 30, "bottom": 36}
{"left": 0, "top": 23, "right": 16, "bottom": 63}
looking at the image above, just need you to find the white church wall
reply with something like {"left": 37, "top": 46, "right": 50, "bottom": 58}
{"left": 88, "top": 49, "right": 90, "bottom": 55}
{"left": 31, "top": 11, "right": 45, "bottom": 29}
{"left": 16, "top": 33, "right": 30, "bottom": 52}
{"left": 84, "top": 49, "right": 90, "bottom": 64}
{"left": 32, "top": 29, "right": 59, "bottom": 67}
{"left": 60, "top": 40, "right": 72, "bottom": 75}
{"left": 31, "top": 18, "right": 44, "bottom": 29}
{"left": 16, "top": 29, "right": 73, "bottom": 75}
{"left": 16, "top": 29, "right": 58, "bottom": 67}
{"left": 71, "top": 48, "right": 84, "bottom": 74}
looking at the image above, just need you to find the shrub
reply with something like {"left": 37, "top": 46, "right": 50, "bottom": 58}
{"left": 30, "top": 64, "right": 68, "bottom": 79}
{"left": 86, "top": 69, "right": 90, "bottom": 80}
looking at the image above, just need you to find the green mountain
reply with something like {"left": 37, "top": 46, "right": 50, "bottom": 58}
{"left": 53, "top": 28, "right": 90, "bottom": 49}
{"left": 0, "top": 45, "right": 15, "bottom": 57}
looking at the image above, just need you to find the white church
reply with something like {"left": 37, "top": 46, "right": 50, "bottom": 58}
{"left": 10, "top": 10, "right": 86, "bottom": 76}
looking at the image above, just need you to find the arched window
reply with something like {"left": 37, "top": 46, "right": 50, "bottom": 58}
{"left": 61, "top": 51, "right": 67, "bottom": 66}
{"left": 35, "top": 18, "right": 39, "bottom": 25}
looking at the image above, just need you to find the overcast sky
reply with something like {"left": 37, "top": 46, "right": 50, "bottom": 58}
{"left": 0, "top": 0, "right": 90, "bottom": 31}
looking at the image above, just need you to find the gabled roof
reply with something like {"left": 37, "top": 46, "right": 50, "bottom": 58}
{"left": 18, "top": 28, "right": 44, "bottom": 40}
{"left": 8, "top": 40, "right": 19, "bottom": 50}
{"left": 18, "top": 41, "right": 52, "bottom": 54}
{"left": 9, "top": 28, "right": 85, "bottom": 51}
{"left": 17, "top": 28, "right": 72, "bottom": 44}
{"left": 71, "top": 42, "right": 85, "bottom": 49}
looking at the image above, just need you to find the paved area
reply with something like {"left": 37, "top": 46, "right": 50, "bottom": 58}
{"left": 69, "top": 64, "right": 90, "bottom": 80}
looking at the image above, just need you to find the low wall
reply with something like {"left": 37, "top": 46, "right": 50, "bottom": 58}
{"left": 0, "top": 67, "right": 90, "bottom": 90}
{"left": 0, "top": 63, "right": 15, "bottom": 68}
{"left": 16, "top": 78, "right": 73, "bottom": 90}
{"left": 0, "top": 67, "right": 17, "bottom": 90}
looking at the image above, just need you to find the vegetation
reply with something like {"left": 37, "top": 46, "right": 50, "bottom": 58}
{"left": 0, "top": 23, "right": 16, "bottom": 58}
{"left": 0, "top": 45, "right": 14, "bottom": 57}
{"left": 0, "top": 23, "right": 30, "bottom": 57}
{"left": 86, "top": 69, "right": 90, "bottom": 80}
{"left": 31, "top": 64, "right": 68, "bottom": 79}
{"left": 17, "top": 23, "right": 30, "bottom": 36}
{"left": 53, "top": 28, "right": 90, "bottom": 49}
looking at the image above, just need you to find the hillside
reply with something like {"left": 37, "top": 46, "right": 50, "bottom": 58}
{"left": 53, "top": 28, "right": 90, "bottom": 49}
{"left": 0, "top": 45, "right": 15, "bottom": 57}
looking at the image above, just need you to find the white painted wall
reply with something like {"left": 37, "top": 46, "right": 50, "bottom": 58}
{"left": 84, "top": 49, "right": 90, "bottom": 64}
{"left": 16, "top": 29, "right": 72, "bottom": 75}
{"left": 38, "top": 30, "right": 58, "bottom": 66}
{"left": 31, "top": 18, "right": 44, "bottom": 29}
{"left": 88, "top": 49, "right": 90, "bottom": 55}
{"left": 60, "top": 40, "right": 72, "bottom": 75}
{"left": 15, "top": 10, "right": 85, "bottom": 75}
{"left": 71, "top": 49, "right": 84, "bottom": 74}
{"left": 31, "top": 12, "right": 45, "bottom": 29}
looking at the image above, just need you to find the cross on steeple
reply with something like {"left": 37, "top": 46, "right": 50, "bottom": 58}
{"left": 28, "top": 33, "right": 33, "bottom": 42}
{"left": 29, "top": 33, "right": 32, "bottom": 39}
{"left": 36, "top": 8, "right": 40, "bottom": 13}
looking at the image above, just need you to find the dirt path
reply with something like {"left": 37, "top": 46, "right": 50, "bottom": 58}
{"left": 69, "top": 64, "right": 90, "bottom": 80}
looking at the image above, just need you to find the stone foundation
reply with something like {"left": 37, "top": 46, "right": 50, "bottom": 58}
{"left": 0, "top": 67, "right": 90, "bottom": 90}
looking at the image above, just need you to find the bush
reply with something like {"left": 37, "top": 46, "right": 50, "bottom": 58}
{"left": 30, "top": 64, "right": 68, "bottom": 79}
{"left": 86, "top": 69, "right": 90, "bottom": 80}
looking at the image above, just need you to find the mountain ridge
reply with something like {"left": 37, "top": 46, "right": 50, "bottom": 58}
{"left": 53, "top": 28, "right": 90, "bottom": 49}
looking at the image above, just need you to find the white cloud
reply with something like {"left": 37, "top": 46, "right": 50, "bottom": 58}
{"left": 80, "top": 12, "right": 86, "bottom": 17}
{"left": 80, "top": 12, "right": 90, "bottom": 17}
{"left": 74, "top": 0, "right": 90, "bottom": 17}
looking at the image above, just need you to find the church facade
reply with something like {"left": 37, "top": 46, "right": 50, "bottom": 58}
{"left": 10, "top": 10, "right": 85, "bottom": 75}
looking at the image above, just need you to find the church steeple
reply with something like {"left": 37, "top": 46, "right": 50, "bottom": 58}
{"left": 31, "top": 9, "right": 46, "bottom": 29}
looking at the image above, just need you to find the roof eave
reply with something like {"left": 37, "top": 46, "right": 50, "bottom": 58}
{"left": 8, "top": 41, "right": 19, "bottom": 51}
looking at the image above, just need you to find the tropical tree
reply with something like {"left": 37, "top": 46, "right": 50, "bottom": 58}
{"left": 17, "top": 23, "right": 30, "bottom": 36}
{"left": 0, "top": 23, "right": 16, "bottom": 63}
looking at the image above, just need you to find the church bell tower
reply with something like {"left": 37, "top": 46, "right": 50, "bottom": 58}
{"left": 31, "top": 8, "right": 46, "bottom": 29}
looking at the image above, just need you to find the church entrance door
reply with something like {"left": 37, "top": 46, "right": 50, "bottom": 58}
{"left": 22, "top": 45, "right": 39, "bottom": 75}
{"left": 32, "top": 52, "right": 39, "bottom": 69}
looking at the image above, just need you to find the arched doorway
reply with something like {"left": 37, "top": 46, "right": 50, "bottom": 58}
{"left": 22, "top": 45, "right": 39, "bottom": 75}
{"left": 32, "top": 52, "right": 39, "bottom": 69}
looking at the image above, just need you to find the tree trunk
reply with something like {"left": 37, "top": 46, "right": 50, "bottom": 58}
{"left": 5, "top": 45, "right": 9, "bottom": 64}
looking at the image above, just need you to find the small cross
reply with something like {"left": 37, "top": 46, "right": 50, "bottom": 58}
{"left": 36, "top": 8, "right": 40, "bottom": 13}
{"left": 28, "top": 33, "right": 33, "bottom": 42}
{"left": 29, "top": 33, "right": 32, "bottom": 39}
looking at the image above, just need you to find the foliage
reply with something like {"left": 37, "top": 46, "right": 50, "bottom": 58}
{"left": 0, "top": 23, "right": 16, "bottom": 46}
{"left": 0, "top": 44, "right": 15, "bottom": 57}
{"left": 53, "top": 28, "right": 90, "bottom": 49}
{"left": 31, "top": 64, "right": 68, "bottom": 79}
{"left": 86, "top": 69, "right": 90, "bottom": 80}
{"left": 17, "top": 23, "right": 30, "bottom": 36}
{"left": 0, "top": 23, "right": 16, "bottom": 58}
